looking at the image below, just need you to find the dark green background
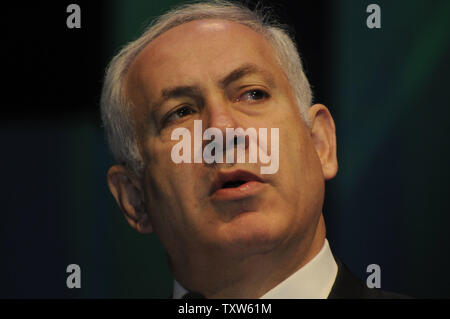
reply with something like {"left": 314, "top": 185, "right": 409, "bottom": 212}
{"left": 2, "top": 0, "right": 449, "bottom": 298}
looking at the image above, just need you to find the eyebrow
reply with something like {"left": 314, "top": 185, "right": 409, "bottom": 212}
{"left": 219, "top": 63, "right": 276, "bottom": 89}
{"left": 150, "top": 86, "right": 204, "bottom": 116}
{"left": 161, "top": 85, "right": 203, "bottom": 101}
{"left": 153, "top": 63, "right": 276, "bottom": 112}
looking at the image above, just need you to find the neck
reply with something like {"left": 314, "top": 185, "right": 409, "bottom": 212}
{"left": 172, "top": 215, "right": 326, "bottom": 298}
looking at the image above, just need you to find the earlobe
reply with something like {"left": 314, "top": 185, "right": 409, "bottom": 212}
{"left": 107, "top": 165, "right": 153, "bottom": 234}
{"left": 308, "top": 104, "right": 338, "bottom": 180}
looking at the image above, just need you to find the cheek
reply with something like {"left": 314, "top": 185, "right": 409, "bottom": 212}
{"left": 142, "top": 163, "right": 200, "bottom": 246}
{"left": 142, "top": 135, "right": 171, "bottom": 166}
{"left": 276, "top": 117, "right": 324, "bottom": 200}
{"left": 141, "top": 139, "right": 183, "bottom": 214}
{"left": 142, "top": 138, "right": 210, "bottom": 224}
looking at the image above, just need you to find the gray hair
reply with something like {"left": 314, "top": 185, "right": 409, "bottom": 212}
{"left": 100, "top": 0, "right": 312, "bottom": 176}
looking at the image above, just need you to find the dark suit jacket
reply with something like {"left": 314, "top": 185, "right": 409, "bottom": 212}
{"left": 178, "top": 257, "right": 410, "bottom": 299}
{"left": 328, "top": 258, "right": 409, "bottom": 299}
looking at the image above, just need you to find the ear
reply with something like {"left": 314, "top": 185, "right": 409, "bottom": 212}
{"left": 308, "top": 104, "right": 338, "bottom": 180}
{"left": 107, "top": 165, "right": 153, "bottom": 234}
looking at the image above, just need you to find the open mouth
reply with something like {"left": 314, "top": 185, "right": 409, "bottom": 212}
{"left": 210, "top": 169, "right": 265, "bottom": 200}
{"left": 221, "top": 180, "right": 248, "bottom": 189}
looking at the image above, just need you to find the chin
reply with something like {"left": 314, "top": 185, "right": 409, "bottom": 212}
{"left": 218, "top": 211, "right": 287, "bottom": 255}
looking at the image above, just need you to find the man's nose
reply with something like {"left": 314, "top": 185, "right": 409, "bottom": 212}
{"left": 204, "top": 99, "right": 238, "bottom": 132}
{"left": 201, "top": 100, "right": 248, "bottom": 164}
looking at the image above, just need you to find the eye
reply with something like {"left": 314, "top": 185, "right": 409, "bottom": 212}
{"left": 236, "top": 89, "right": 269, "bottom": 103}
{"left": 165, "top": 106, "right": 196, "bottom": 124}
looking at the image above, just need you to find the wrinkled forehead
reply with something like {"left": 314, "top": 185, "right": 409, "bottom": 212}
{"left": 124, "top": 19, "right": 283, "bottom": 109}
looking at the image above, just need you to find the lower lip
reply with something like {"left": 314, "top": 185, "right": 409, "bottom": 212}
{"left": 212, "top": 181, "right": 265, "bottom": 201}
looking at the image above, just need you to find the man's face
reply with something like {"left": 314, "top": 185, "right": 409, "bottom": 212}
{"left": 124, "top": 20, "right": 329, "bottom": 263}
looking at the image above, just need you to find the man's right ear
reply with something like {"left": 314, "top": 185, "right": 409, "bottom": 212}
{"left": 107, "top": 165, "right": 153, "bottom": 234}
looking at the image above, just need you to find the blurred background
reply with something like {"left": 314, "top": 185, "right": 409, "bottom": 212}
{"left": 1, "top": 0, "right": 449, "bottom": 298}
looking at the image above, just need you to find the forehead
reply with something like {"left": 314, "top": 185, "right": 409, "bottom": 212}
{"left": 125, "top": 19, "right": 285, "bottom": 110}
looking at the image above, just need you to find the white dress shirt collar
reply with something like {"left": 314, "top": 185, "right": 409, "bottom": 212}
{"left": 260, "top": 239, "right": 337, "bottom": 299}
{"left": 173, "top": 239, "right": 337, "bottom": 299}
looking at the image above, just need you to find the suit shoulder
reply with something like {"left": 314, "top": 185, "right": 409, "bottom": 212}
{"left": 328, "top": 258, "right": 411, "bottom": 299}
